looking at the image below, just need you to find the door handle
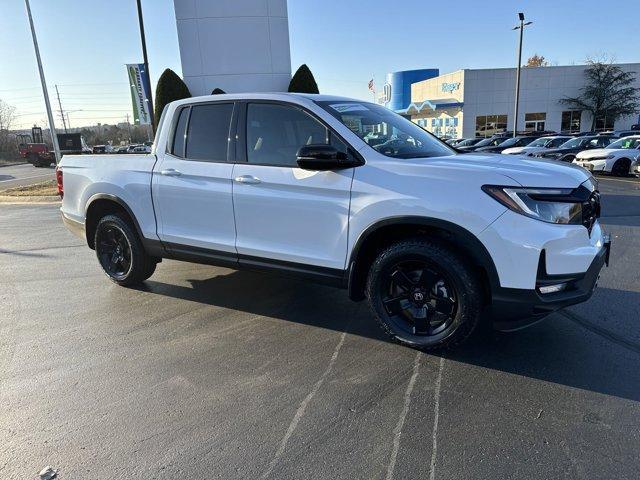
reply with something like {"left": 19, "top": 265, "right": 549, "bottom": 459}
{"left": 234, "top": 175, "right": 261, "bottom": 185}
{"left": 160, "top": 168, "right": 182, "bottom": 177}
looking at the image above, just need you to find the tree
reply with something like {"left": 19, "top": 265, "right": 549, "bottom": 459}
{"left": 288, "top": 64, "right": 319, "bottom": 94}
{"left": 560, "top": 60, "right": 640, "bottom": 131}
{"left": 525, "top": 54, "right": 548, "bottom": 67}
{"left": 0, "top": 99, "right": 16, "bottom": 131}
{"left": 154, "top": 69, "right": 191, "bottom": 127}
{"left": 211, "top": 88, "right": 226, "bottom": 95}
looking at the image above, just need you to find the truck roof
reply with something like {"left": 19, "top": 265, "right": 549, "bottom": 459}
{"left": 173, "top": 92, "right": 366, "bottom": 107}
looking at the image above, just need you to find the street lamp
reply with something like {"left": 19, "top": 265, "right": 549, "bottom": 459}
{"left": 512, "top": 12, "right": 533, "bottom": 137}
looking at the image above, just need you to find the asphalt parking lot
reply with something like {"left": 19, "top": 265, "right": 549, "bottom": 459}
{"left": 0, "top": 163, "right": 55, "bottom": 191}
{"left": 1, "top": 177, "right": 639, "bottom": 479}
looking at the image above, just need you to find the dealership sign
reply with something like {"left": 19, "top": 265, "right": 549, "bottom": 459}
{"left": 441, "top": 82, "right": 461, "bottom": 93}
{"left": 126, "top": 63, "right": 152, "bottom": 125}
{"left": 381, "top": 83, "right": 392, "bottom": 104}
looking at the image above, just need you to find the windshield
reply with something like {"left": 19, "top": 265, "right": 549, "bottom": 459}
{"left": 316, "top": 101, "right": 454, "bottom": 159}
{"left": 607, "top": 137, "right": 640, "bottom": 149}
{"left": 559, "top": 137, "right": 588, "bottom": 148}
{"left": 457, "top": 138, "right": 481, "bottom": 147}
{"left": 497, "top": 137, "right": 520, "bottom": 148}
{"left": 528, "top": 137, "right": 551, "bottom": 147}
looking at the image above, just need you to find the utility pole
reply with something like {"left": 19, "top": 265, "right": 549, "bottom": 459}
{"left": 512, "top": 12, "right": 532, "bottom": 138}
{"left": 24, "top": 0, "right": 61, "bottom": 163}
{"left": 55, "top": 84, "right": 67, "bottom": 133}
{"left": 135, "top": 0, "right": 155, "bottom": 133}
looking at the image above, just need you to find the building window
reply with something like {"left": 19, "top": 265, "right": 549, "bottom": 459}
{"left": 475, "top": 114, "right": 508, "bottom": 137}
{"left": 561, "top": 111, "right": 581, "bottom": 133}
{"left": 524, "top": 112, "right": 546, "bottom": 132}
{"left": 595, "top": 112, "right": 615, "bottom": 132}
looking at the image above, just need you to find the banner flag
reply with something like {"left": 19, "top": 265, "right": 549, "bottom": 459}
{"left": 126, "top": 63, "right": 152, "bottom": 125}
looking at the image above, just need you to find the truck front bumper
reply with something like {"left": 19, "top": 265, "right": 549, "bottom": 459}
{"left": 489, "top": 235, "right": 610, "bottom": 331}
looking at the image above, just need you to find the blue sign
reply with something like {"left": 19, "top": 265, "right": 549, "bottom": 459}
{"left": 441, "top": 82, "right": 461, "bottom": 93}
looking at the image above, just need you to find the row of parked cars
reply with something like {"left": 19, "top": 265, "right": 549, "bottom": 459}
{"left": 446, "top": 130, "right": 640, "bottom": 176}
{"left": 91, "top": 142, "right": 153, "bottom": 154}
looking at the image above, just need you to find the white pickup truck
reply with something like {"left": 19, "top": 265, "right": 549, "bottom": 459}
{"left": 59, "top": 93, "right": 610, "bottom": 350}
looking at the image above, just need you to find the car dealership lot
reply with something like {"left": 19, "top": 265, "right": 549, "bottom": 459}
{"left": 1, "top": 177, "right": 639, "bottom": 479}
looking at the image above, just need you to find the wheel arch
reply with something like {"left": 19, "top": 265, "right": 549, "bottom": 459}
{"left": 347, "top": 216, "right": 500, "bottom": 302}
{"left": 85, "top": 194, "right": 144, "bottom": 249}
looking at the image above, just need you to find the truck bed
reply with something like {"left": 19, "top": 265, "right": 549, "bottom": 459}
{"left": 59, "top": 154, "right": 159, "bottom": 241}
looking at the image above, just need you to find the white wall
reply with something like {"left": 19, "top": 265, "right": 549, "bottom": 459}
{"left": 462, "top": 64, "right": 640, "bottom": 137}
{"left": 173, "top": 0, "right": 292, "bottom": 96}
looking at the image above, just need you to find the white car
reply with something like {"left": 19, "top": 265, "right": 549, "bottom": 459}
{"left": 573, "top": 135, "right": 640, "bottom": 176}
{"left": 502, "top": 136, "right": 572, "bottom": 156}
{"left": 58, "top": 93, "right": 610, "bottom": 350}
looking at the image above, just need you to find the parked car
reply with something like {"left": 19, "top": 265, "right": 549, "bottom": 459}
{"left": 597, "top": 130, "right": 638, "bottom": 138}
{"left": 92, "top": 145, "right": 113, "bottom": 154}
{"left": 456, "top": 136, "right": 505, "bottom": 152}
{"left": 58, "top": 93, "right": 609, "bottom": 351}
{"left": 126, "top": 144, "right": 141, "bottom": 153}
{"left": 475, "top": 134, "right": 543, "bottom": 154}
{"left": 454, "top": 138, "right": 484, "bottom": 149}
{"left": 502, "top": 135, "right": 572, "bottom": 156}
{"left": 573, "top": 135, "right": 640, "bottom": 176}
{"left": 133, "top": 145, "right": 151, "bottom": 153}
{"left": 445, "top": 138, "right": 467, "bottom": 146}
{"left": 534, "top": 135, "right": 615, "bottom": 163}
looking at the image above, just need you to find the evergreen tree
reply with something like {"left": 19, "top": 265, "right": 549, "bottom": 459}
{"left": 288, "top": 64, "right": 319, "bottom": 94}
{"left": 154, "top": 69, "right": 191, "bottom": 126}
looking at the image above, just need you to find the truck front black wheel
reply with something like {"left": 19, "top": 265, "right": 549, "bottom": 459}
{"left": 94, "top": 214, "right": 156, "bottom": 286}
{"left": 366, "top": 239, "right": 482, "bottom": 350}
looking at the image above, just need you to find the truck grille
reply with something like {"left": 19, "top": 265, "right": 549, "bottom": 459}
{"left": 582, "top": 190, "right": 601, "bottom": 234}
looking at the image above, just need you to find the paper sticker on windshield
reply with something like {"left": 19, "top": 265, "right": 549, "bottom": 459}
{"left": 329, "top": 103, "right": 369, "bottom": 113}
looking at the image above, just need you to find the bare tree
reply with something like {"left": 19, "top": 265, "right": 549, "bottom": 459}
{"left": 525, "top": 54, "right": 548, "bottom": 67}
{"left": 0, "top": 99, "right": 17, "bottom": 131}
{"left": 560, "top": 60, "right": 640, "bottom": 130}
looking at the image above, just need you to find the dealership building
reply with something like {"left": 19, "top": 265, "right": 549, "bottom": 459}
{"left": 380, "top": 63, "right": 640, "bottom": 139}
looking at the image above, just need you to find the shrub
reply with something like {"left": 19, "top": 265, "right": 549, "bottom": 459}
{"left": 154, "top": 69, "right": 191, "bottom": 126}
{"left": 288, "top": 64, "right": 319, "bottom": 94}
{"left": 211, "top": 88, "right": 226, "bottom": 95}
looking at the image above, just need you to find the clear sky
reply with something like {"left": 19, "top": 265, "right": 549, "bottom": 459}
{"left": 1, "top": 0, "right": 638, "bottom": 130}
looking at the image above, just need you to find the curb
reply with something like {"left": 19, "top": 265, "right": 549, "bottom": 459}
{"left": 0, "top": 162, "right": 28, "bottom": 168}
{"left": 0, "top": 195, "right": 61, "bottom": 204}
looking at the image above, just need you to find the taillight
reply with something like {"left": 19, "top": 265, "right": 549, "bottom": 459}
{"left": 55, "top": 166, "right": 63, "bottom": 198}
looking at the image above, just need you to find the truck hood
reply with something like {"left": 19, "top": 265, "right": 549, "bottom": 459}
{"left": 438, "top": 152, "right": 591, "bottom": 188}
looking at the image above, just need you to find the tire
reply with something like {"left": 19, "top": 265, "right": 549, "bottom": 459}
{"left": 94, "top": 214, "right": 156, "bottom": 286}
{"left": 560, "top": 154, "right": 575, "bottom": 163}
{"left": 365, "top": 239, "right": 482, "bottom": 351}
{"left": 611, "top": 158, "right": 630, "bottom": 177}
{"left": 28, "top": 153, "right": 41, "bottom": 167}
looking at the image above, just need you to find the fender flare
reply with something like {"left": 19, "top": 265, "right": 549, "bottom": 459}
{"left": 348, "top": 216, "right": 501, "bottom": 298}
{"left": 85, "top": 193, "right": 145, "bottom": 246}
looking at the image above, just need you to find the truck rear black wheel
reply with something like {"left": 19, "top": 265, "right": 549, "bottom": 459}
{"left": 94, "top": 214, "right": 156, "bottom": 286}
{"left": 366, "top": 239, "right": 482, "bottom": 350}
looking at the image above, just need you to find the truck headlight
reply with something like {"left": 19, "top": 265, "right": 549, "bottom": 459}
{"left": 482, "top": 185, "right": 583, "bottom": 224}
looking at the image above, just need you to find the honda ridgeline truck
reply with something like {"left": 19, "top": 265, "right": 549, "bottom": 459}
{"left": 58, "top": 93, "right": 610, "bottom": 350}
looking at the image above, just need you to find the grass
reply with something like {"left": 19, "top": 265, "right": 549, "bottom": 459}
{"left": 0, "top": 179, "right": 58, "bottom": 197}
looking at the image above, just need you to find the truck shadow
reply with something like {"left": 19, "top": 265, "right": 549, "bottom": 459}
{"left": 140, "top": 272, "right": 640, "bottom": 402}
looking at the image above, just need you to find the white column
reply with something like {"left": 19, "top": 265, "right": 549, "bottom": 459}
{"left": 173, "top": 0, "right": 292, "bottom": 96}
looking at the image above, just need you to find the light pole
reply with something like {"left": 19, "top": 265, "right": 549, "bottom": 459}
{"left": 512, "top": 12, "right": 532, "bottom": 137}
{"left": 24, "top": 0, "right": 61, "bottom": 163}
{"left": 135, "top": 0, "right": 155, "bottom": 133}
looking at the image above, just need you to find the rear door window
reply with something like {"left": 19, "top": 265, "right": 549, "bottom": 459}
{"left": 185, "top": 103, "right": 234, "bottom": 162}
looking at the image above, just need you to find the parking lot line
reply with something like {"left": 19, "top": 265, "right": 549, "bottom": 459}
{"left": 428, "top": 357, "right": 445, "bottom": 480}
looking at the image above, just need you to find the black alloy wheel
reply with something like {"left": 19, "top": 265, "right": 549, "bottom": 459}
{"left": 366, "top": 239, "right": 482, "bottom": 350}
{"left": 93, "top": 214, "right": 157, "bottom": 286}
{"left": 381, "top": 260, "right": 457, "bottom": 338}
{"left": 96, "top": 224, "right": 132, "bottom": 280}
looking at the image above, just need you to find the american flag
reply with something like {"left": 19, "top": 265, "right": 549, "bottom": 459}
{"left": 368, "top": 79, "right": 375, "bottom": 91}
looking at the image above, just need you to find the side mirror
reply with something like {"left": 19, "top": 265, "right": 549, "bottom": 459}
{"left": 296, "top": 144, "right": 362, "bottom": 170}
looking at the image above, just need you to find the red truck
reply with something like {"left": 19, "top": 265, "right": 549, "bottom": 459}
{"left": 17, "top": 127, "right": 89, "bottom": 167}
